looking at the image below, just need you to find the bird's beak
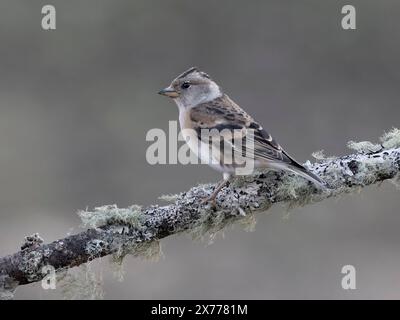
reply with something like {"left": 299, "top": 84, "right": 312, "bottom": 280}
{"left": 158, "top": 86, "right": 179, "bottom": 98}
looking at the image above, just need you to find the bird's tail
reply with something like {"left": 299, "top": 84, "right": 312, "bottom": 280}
{"left": 286, "top": 163, "right": 327, "bottom": 189}
{"left": 274, "top": 151, "right": 328, "bottom": 189}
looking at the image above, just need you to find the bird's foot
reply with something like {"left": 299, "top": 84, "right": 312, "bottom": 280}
{"left": 200, "top": 179, "right": 230, "bottom": 208}
{"left": 200, "top": 194, "right": 217, "bottom": 207}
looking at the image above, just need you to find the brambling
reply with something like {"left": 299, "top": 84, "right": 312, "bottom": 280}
{"left": 159, "top": 67, "right": 326, "bottom": 203}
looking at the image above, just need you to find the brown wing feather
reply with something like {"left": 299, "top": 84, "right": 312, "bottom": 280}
{"left": 188, "top": 95, "right": 326, "bottom": 187}
{"left": 189, "top": 94, "right": 291, "bottom": 164}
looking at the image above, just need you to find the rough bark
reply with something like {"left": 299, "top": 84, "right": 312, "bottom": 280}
{"left": 1, "top": 130, "right": 399, "bottom": 297}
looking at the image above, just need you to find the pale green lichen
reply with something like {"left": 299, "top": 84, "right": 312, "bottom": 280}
{"left": 0, "top": 275, "right": 18, "bottom": 300}
{"left": 112, "top": 239, "right": 162, "bottom": 264}
{"left": 312, "top": 150, "right": 337, "bottom": 161}
{"left": 58, "top": 263, "right": 104, "bottom": 300}
{"left": 188, "top": 200, "right": 258, "bottom": 244}
{"left": 78, "top": 203, "right": 164, "bottom": 280}
{"left": 110, "top": 240, "right": 163, "bottom": 282}
{"left": 159, "top": 194, "right": 180, "bottom": 202}
{"left": 189, "top": 210, "right": 228, "bottom": 243}
{"left": 275, "top": 174, "right": 321, "bottom": 211}
{"left": 78, "top": 204, "right": 143, "bottom": 229}
{"left": 109, "top": 259, "right": 126, "bottom": 282}
{"left": 348, "top": 127, "right": 400, "bottom": 153}
{"left": 380, "top": 128, "right": 400, "bottom": 149}
{"left": 237, "top": 212, "right": 257, "bottom": 232}
{"left": 347, "top": 140, "right": 382, "bottom": 153}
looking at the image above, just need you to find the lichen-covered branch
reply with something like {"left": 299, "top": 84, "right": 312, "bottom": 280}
{"left": 1, "top": 129, "right": 400, "bottom": 297}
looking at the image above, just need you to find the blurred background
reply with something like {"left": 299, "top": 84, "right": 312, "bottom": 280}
{"left": 0, "top": 0, "right": 399, "bottom": 299}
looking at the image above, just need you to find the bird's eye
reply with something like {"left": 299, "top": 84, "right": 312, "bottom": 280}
{"left": 181, "top": 82, "right": 191, "bottom": 89}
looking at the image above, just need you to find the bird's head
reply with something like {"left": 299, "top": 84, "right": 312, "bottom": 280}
{"left": 158, "top": 67, "right": 222, "bottom": 109}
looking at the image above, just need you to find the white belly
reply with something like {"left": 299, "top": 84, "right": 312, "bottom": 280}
{"left": 179, "top": 108, "right": 234, "bottom": 174}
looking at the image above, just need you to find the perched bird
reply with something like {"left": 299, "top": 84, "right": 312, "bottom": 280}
{"left": 159, "top": 67, "right": 326, "bottom": 203}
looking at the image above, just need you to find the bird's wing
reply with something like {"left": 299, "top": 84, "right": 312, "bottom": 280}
{"left": 189, "top": 94, "right": 327, "bottom": 187}
{"left": 189, "top": 94, "right": 290, "bottom": 164}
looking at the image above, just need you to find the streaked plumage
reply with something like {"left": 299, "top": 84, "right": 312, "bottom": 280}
{"left": 159, "top": 67, "right": 326, "bottom": 203}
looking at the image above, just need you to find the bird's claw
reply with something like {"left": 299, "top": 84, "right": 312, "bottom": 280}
{"left": 200, "top": 195, "right": 217, "bottom": 208}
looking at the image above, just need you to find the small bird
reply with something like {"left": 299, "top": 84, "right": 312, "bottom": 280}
{"left": 159, "top": 67, "right": 326, "bottom": 203}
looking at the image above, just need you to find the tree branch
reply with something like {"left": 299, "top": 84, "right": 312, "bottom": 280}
{"left": 1, "top": 129, "right": 400, "bottom": 297}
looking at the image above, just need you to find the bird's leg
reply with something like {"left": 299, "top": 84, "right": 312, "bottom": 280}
{"left": 201, "top": 173, "right": 231, "bottom": 206}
